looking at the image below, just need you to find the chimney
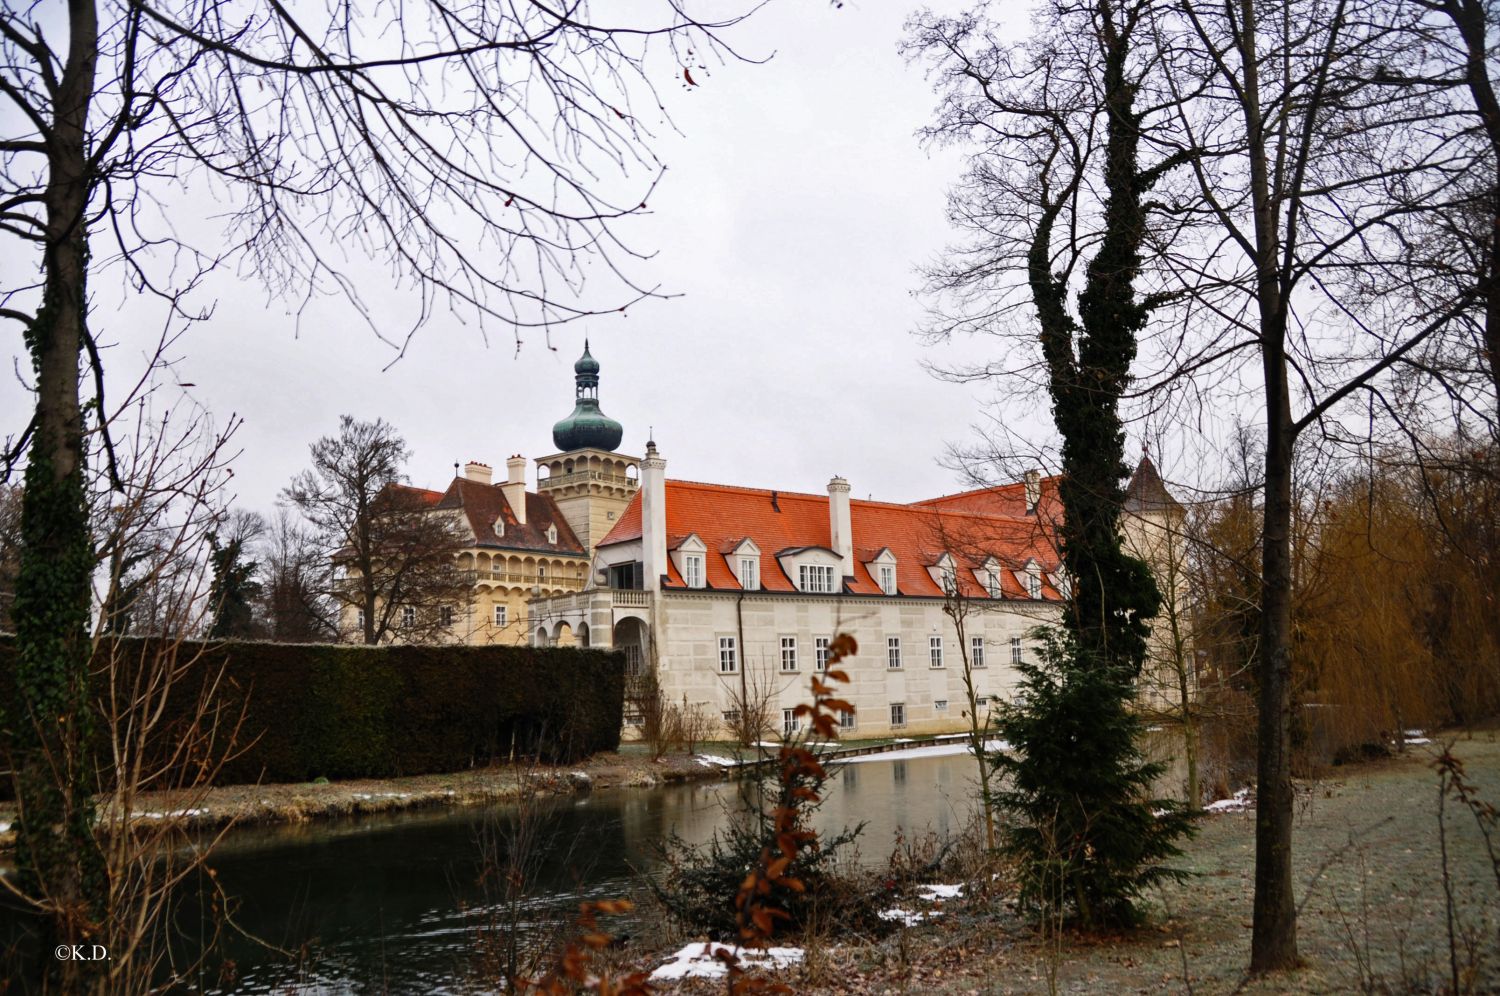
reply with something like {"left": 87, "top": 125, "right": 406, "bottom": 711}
{"left": 641, "top": 440, "right": 668, "bottom": 592}
{"left": 827, "top": 476, "right": 853, "bottom": 573}
{"left": 463, "top": 461, "right": 492, "bottom": 486}
{"left": 1024, "top": 469, "right": 1041, "bottom": 516}
{"left": 502, "top": 455, "right": 527, "bottom": 525}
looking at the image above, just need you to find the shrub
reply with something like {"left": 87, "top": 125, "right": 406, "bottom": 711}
{"left": 0, "top": 637, "right": 624, "bottom": 787}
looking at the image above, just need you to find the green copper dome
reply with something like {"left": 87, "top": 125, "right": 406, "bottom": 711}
{"left": 553, "top": 340, "right": 623, "bottom": 452}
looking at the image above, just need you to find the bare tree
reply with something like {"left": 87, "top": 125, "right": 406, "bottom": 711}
{"left": 255, "top": 507, "right": 335, "bottom": 643}
{"left": 284, "top": 415, "right": 470, "bottom": 645}
{"left": 1, "top": 0, "right": 768, "bottom": 969}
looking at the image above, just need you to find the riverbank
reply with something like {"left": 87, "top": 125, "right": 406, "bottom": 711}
{"left": 0, "top": 749, "right": 728, "bottom": 849}
{"left": 636, "top": 729, "right": 1500, "bottom": 994}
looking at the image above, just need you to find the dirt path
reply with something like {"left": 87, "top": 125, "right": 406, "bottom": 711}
{"left": 647, "top": 731, "right": 1500, "bottom": 994}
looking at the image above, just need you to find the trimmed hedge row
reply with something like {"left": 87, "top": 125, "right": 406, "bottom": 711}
{"left": 0, "top": 639, "right": 624, "bottom": 786}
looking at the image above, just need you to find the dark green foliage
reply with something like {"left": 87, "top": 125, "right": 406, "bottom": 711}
{"left": 990, "top": 629, "right": 1194, "bottom": 927}
{"left": 207, "top": 531, "right": 262, "bottom": 639}
{"left": 0, "top": 639, "right": 624, "bottom": 786}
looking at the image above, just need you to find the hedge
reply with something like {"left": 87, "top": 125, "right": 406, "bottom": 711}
{"left": 0, "top": 638, "right": 624, "bottom": 787}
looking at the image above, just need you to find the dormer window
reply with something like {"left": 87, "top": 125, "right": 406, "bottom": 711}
{"left": 1025, "top": 564, "right": 1042, "bottom": 599}
{"left": 878, "top": 565, "right": 897, "bottom": 596}
{"left": 799, "top": 564, "right": 836, "bottom": 593}
{"left": 684, "top": 553, "right": 705, "bottom": 588}
{"left": 739, "top": 557, "right": 759, "bottom": 591}
{"left": 546, "top": 524, "right": 558, "bottom": 544}
{"left": 984, "top": 570, "right": 1001, "bottom": 598}
{"left": 494, "top": 517, "right": 504, "bottom": 538}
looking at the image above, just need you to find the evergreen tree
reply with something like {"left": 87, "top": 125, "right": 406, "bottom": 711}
{"left": 991, "top": 629, "right": 1193, "bottom": 927}
{"left": 208, "top": 517, "right": 263, "bottom": 640}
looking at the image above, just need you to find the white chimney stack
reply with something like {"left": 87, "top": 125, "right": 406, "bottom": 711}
{"left": 641, "top": 440, "right": 667, "bottom": 592}
{"left": 502, "top": 455, "right": 528, "bottom": 525}
{"left": 463, "top": 461, "right": 492, "bottom": 486}
{"left": 1024, "top": 469, "right": 1041, "bottom": 516}
{"left": 828, "top": 476, "right": 853, "bottom": 575}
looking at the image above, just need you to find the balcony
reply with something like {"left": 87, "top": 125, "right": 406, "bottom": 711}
{"left": 462, "top": 570, "right": 585, "bottom": 590}
{"left": 537, "top": 470, "right": 638, "bottom": 491}
{"left": 611, "top": 590, "right": 650, "bottom": 607}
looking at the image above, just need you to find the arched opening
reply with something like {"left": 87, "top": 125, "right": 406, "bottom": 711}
{"left": 577, "top": 622, "right": 591, "bottom": 648}
{"left": 612, "top": 617, "right": 648, "bottom": 677}
{"left": 552, "top": 620, "right": 574, "bottom": 647}
{"left": 535, "top": 627, "right": 550, "bottom": 648}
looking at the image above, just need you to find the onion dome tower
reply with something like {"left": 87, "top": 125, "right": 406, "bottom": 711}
{"left": 552, "top": 340, "right": 624, "bottom": 452}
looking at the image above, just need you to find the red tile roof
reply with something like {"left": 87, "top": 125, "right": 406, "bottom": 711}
{"left": 431, "top": 477, "right": 586, "bottom": 556}
{"left": 598, "top": 479, "right": 1061, "bottom": 599}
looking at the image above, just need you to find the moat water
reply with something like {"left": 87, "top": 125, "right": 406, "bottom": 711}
{"left": 0, "top": 732, "right": 1199, "bottom": 993}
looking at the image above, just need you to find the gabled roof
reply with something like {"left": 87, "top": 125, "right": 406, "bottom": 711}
{"left": 430, "top": 477, "right": 586, "bottom": 556}
{"left": 914, "top": 473, "right": 1064, "bottom": 521}
{"left": 597, "top": 479, "right": 1061, "bottom": 599}
{"left": 1123, "top": 455, "right": 1184, "bottom": 516}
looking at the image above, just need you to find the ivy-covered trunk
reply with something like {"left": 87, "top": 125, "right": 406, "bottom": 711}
{"left": 8, "top": 0, "right": 108, "bottom": 984}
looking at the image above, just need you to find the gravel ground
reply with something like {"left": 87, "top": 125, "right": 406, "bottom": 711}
{"left": 647, "top": 730, "right": 1500, "bottom": 995}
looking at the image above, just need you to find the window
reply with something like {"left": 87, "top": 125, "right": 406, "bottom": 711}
{"left": 440, "top": 606, "right": 454, "bottom": 627}
{"left": 401, "top": 605, "right": 415, "bottom": 628}
{"left": 1010, "top": 637, "right": 1023, "bottom": 665}
{"left": 623, "top": 643, "right": 643, "bottom": 677}
{"left": 718, "top": 636, "right": 738, "bottom": 673}
{"left": 782, "top": 709, "right": 800, "bottom": 735}
{"left": 929, "top": 635, "right": 944, "bottom": 668}
{"left": 984, "top": 570, "right": 1001, "bottom": 598}
{"left": 538, "top": 564, "right": 546, "bottom": 580}
{"left": 609, "top": 561, "right": 644, "bottom": 590}
{"left": 494, "top": 604, "right": 508, "bottom": 627}
{"left": 934, "top": 699, "right": 949, "bottom": 712}
{"left": 887, "top": 636, "right": 902, "bottom": 669}
{"left": 878, "top": 565, "right": 896, "bottom": 596}
{"left": 624, "top": 711, "right": 644, "bottom": 727}
{"left": 780, "top": 636, "right": 799, "bottom": 672}
{"left": 977, "top": 696, "right": 990, "bottom": 708}
{"left": 815, "top": 636, "right": 830, "bottom": 671}
{"left": 971, "top": 636, "right": 986, "bottom": 668}
{"left": 494, "top": 518, "right": 504, "bottom": 538}
{"left": 939, "top": 566, "right": 957, "bottom": 593}
{"left": 722, "top": 709, "right": 741, "bottom": 726}
{"left": 740, "top": 557, "right": 759, "bottom": 591}
{"left": 547, "top": 524, "right": 558, "bottom": 544}
{"left": 799, "top": 563, "right": 836, "bottom": 593}
{"left": 684, "top": 554, "right": 705, "bottom": 589}
{"left": 839, "top": 709, "right": 856, "bottom": 730}
{"left": 1026, "top": 571, "right": 1042, "bottom": 599}
{"left": 889, "top": 703, "right": 906, "bottom": 728}
{"left": 357, "top": 608, "right": 366, "bottom": 629}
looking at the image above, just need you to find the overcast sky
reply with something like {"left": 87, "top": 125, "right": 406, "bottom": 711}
{"left": 7, "top": 1, "right": 1076, "bottom": 517}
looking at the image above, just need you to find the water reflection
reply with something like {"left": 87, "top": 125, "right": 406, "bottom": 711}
{"left": 1, "top": 730, "right": 1197, "bottom": 994}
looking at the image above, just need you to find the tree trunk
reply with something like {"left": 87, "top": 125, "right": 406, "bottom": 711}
{"left": 1252, "top": 384, "right": 1300, "bottom": 971}
{"left": 10, "top": 0, "right": 107, "bottom": 985}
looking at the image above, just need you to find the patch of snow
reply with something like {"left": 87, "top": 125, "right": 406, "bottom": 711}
{"left": 649, "top": 943, "right": 803, "bottom": 981}
{"left": 917, "top": 883, "right": 964, "bottom": 901}
{"left": 1405, "top": 737, "right": 1432, "bottom": 746}
{"left": 1404, "top": 729, "right": 1426, "bottom": 738}
{"left": 842, "top": 740, "right": 1009, "bottom": 765}
{"left": 0, "top": 821, "right": 10, "bottom": 833}
{"left": 696, "top": 754, "right": 742, "bottom": 768}
{"left": 892, "top": 737, "right": 914, "bottom": 743}
{"left": 879, "top": 908, "right": 943, "bottom": 926}
{"left": 1204, "top": 787, "right": 1254, "bottom": 813}
{"left": 132, "top": 808, "right": 205, "bottom": 820}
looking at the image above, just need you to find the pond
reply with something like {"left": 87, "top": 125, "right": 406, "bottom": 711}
{"left": 1, "top": 729, "right": 1200, "bottom": 993}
